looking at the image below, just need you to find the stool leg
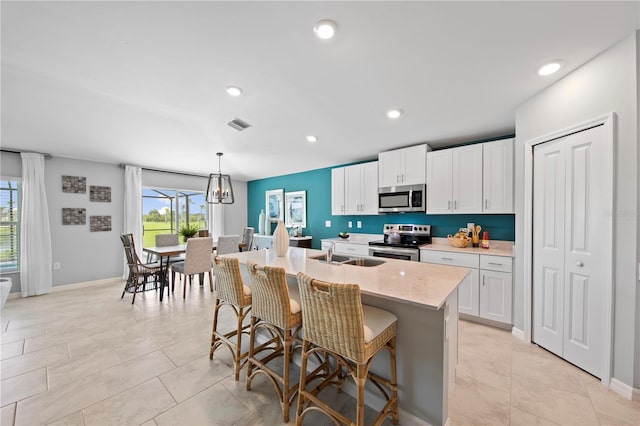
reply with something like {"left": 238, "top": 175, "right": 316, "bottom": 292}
{"left": 210, "top": 299, "right": 221, "bottom": 359}
{"left": 282, "top": 329, "right": 293, "bottom": 422}
{"left": 234, "top": 307, "right": 244, "bottom": 381}
{"left": 295, "top": 340, "right": 310, "bottom": 425}
{"left": 390, "top": 337, "right": 399, "bottom": 424}
{"left": 246, "top": 316, "right": 257, "bottom": 391}
{"left": 355, "top": 364, "right": 366, "bottom": 426}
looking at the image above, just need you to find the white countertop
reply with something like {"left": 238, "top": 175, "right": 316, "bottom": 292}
{"left": 321, "top": 234, "right": 382, "bottom": 245}
{"left": 255, "top": 234, "right": 312, "bottom": 240}
{"left": 222, "top": 247, "right": 469, "bottom": 310}
{"left": 421, "top": 237, "right": 514, "bottom": 257}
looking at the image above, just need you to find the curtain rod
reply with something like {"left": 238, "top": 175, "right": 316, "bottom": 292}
{"left": 1, "top": 148, "right": 52, "bottom": 159}
{"left": 119, "top": 163, "right": 210, "bottom": 178}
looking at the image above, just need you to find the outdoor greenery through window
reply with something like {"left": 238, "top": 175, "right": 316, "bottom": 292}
{"left": 0, "top": 179, "right": 20, "bottom": 271}
{"left": 142, "top": 188, "right": 208, "bottom": 247}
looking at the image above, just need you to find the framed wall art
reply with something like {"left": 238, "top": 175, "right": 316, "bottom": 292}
{"left": 62, "top": 176, "right": 86, "bottom": 193}
{"left": 285, "top": 190, "right": 306, "bottom": 228}
{"left": 265, "top": 189, "right": 284, "bottom": 222}
{"left": 90, "top": 185, "right": 111, "bottom": 202}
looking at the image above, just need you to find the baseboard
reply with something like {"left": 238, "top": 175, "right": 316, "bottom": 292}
{"left": 511, "top": 326, "right": 526, "bottom": 341}
{"left": 7, "top": 277, "right": 122, "bottom": 299}
{"left": 609, "top": 378, "right": 640, "bottom": 401}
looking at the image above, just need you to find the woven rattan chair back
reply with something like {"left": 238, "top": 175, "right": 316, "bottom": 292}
{"left": 155, "top": 233, "right": 179, "bottom": 247}
{"left": 241, "top": 227, "right": 254, "bottom": 251}
{"left": 212, "top": 256, "right": 250, "bottom": 307}
{"left": 297, "top": 272, "right": 366, "bottom": 363}
{"left": 216, "top": 235, "right": 240, "bottom": 255}
{"left": 246, "top": 262, "right": 294, "bottom": 330}
{"left": 183, "top": 237, "right": 213, "bottom": 275}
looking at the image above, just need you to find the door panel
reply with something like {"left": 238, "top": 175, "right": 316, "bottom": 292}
{"left": 533, "top": 125, "right": 605, "bottom": 378}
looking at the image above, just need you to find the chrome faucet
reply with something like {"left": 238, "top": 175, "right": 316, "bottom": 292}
{"left": 327, "top": 242, "right": 335, "bottom": 263}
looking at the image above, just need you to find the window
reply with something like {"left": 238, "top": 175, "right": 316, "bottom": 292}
{"left": 0, "top": 178, "right": 20, "bottom": 271}
{"left": 142, "top": 187, "right": 208, "bottom": 247}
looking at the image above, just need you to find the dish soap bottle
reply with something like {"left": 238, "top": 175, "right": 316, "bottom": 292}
{"left": 481, "top": 231, "right": 490, "bottom": 249}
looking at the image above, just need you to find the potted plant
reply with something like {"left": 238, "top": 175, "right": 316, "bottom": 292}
{"left": 179, "top": 223, "right": 200, "bottom": 242}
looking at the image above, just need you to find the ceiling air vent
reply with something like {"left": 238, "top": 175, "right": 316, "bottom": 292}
{"left": 227, "top": 118, "right": 252, "bottom": 132}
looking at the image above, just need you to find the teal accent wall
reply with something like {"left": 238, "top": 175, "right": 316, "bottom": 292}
{"left": 247, "top": 164, "right": 515, "bottom": 250}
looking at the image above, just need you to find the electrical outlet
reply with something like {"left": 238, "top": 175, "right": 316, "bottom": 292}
{"left": 357, "top": 221, "right": 362, "bottom": 229}
{"left": 325, "top": 220, "right": 331, "bottom": 227}
{"left": 53, "top": 262, "right": 61, "bottom": 270}
{"left": 348, "top": 221, "right": 352, "bottom": 228}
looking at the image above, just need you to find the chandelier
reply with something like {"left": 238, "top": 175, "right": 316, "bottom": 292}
{"left": 206, "top": 152, "right": 234, "bottom": 204}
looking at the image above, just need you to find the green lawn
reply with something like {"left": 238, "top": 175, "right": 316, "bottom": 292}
{"left": 142, "top": 221, "right": 206, "bottom": 247}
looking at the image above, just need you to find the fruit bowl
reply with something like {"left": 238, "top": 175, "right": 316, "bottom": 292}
{"left": 338, "top": 233, "right": 350, "bottom": 239}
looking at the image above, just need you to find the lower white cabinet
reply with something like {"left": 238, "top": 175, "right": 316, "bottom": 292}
{"left": 420, "top": 250, "right": 513, "bottom": 325}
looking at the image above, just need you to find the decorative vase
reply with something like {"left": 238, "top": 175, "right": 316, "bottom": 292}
{"left": 264, "top": 215, "right": 272, "bottom": 236}
{"left": 273, "top": 220, "right": 289, "bottom": 256}
{"left": 258, "top": 209, "right": 265, "bottom": 235}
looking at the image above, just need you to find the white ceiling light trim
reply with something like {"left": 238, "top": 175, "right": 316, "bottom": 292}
{"left": 538, "top": 62, "right": 561, "bottom": 76}
{"left": 314, "top": 19, "right": 338, "bottom": 40}
{"left": 226, "top": 86, "right": 243, "bottom": 96}
{"left": 306, "top": 135, "right": 318, "bottom": 143}
{"left": 387, "top": 109, "right": 404, "bottom": 119}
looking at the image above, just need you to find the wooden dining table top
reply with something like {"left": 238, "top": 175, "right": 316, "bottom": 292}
{"left": 144, "top": 242, "right": 247, "bottom": 257}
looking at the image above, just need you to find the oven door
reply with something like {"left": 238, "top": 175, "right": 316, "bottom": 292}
{"left": 368, "top": 246, "right": 419, "bottom": 262}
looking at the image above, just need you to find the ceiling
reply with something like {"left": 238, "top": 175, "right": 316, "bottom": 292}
{"left": 1, "top": 1, "right": 638, "bottom": 182}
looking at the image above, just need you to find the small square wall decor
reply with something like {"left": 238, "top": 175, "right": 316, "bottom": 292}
{"left": 90, "top": 215, "right": 112, "bottom": 232}
{"left": 62, "top": 176, "right": 86, "bottom": 193}
{"left": 90, "top": 185, "right": 111, "bottom": 202}
{"left": 62, "top": 208, "right": 86, "bottom": 225}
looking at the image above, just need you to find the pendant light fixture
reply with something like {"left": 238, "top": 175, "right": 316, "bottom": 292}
{"left": 206, "top": 152, "right": 235, "bottom": 204}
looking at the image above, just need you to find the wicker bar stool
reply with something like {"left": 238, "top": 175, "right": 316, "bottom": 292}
{"left": 210, "top": 256, "right": 252, "bottom": 381}
{"left": 295, "top": 272, "right": 399, "bottom": 426}
{"left": 245, "top": 262, "right": 302, "bottom": 422}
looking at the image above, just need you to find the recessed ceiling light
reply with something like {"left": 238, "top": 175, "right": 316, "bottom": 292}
{"left": 387, "top": 109, "right": 403, "bottom": 119}
{"left": 306, "top": 135, "right": 318, "bottom": 143}
{"left": 226, "top": 86, "right": 243, "bottom": 96}
{"left": 538, "top": 62, "right": 561, "bottom": 76}
{"left": 314, "top": 20, "right": 337, "bottom": 40}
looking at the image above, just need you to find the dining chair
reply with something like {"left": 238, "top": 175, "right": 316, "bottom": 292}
{"left": 216, "top": 235, "right": 240, "bottom": 255}
{"left": 147, "top": 233, "right": 183, "bottom": 263}
{"left": 120, "top": 233, "right": 162, "bottom": 304}
{"left": 170, "top": 236, "right": 214, "bottom": 298}
{"left": 241, "top": 227, "right": 254, "bottom": 251}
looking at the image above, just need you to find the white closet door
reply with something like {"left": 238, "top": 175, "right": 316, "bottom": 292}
{"left": 533, "top": 125, "right": 605, "bottom": 378}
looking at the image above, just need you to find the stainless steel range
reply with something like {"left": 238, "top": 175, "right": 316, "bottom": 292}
{"left": 368, "top": 224, "right": 431, "bottom": 261}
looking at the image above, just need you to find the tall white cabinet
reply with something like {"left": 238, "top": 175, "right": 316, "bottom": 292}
{"left": 426, "top": 138, "right": 513, "bottom": 214}
{"left": 331, "top": 161, "right": 378, "bottom": 216}
{"left": 378, "top": 144, "right": 430, "bottom": 187}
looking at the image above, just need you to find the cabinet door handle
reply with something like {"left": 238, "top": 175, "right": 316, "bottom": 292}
{"left": 576, "top": 261, "right": 584, "bottom": 267}
{"left": 396, "top": 175, "right": 400, "bottom": 183}
{"left": 483, "top": 276, "right": 486, "bottom": 286}
{"left": 485, "top": 199, "right": 488, "bottom": 209}
{"left": 401, "top": 173, "right": 405, "bottom": 182}
{"left": 488, "top": 262, "right": 503, "bottom": 266}
{"left": 448, "top": 201, "right": 451, "bottom": 210}
{"left": 454, "top": 200, "right": 457, "bottom": 210}
{"left": 441, "top": 257, "right": 454, "bottom": 261}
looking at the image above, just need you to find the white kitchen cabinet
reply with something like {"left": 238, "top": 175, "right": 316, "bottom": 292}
{"left": 344, "top": 161, "right": 378, "bottom": 215}
{"left": 331, "top": 167, "right": 345, "bottom": 215}
{"left": 479, "top": 269, "right": 512, "bottom": 324}
{"left": 420, "top": 250, "right": 512, "bottom": 326}
{"left": 427, "top": 145, "right": 482, "bottom": 213}
{"left": 482, "top": 138, "right": 514, "bottom": 213}
{"left": 378, "top": 144, "right": 430, "bottom": 187}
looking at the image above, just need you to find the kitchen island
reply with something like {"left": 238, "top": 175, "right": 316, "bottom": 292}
{"left": 221, "top": 247, "right": 470, "bottom": 426}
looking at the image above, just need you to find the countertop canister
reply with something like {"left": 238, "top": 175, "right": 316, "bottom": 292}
{"left": 273, "top": 220, "right": 289, "bottom": 256}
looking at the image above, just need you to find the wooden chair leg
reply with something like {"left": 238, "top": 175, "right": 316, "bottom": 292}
{"left": 355, "top": 364, "right": 366, "bottom": 426}
{"left": 210, "top": 299, "right": 221, "bottom": 359}
{"left": 295, "top": 340, "right": 311, "bottom": 425}
{"left": 199, "top": 272, "right": 205, "bottom": 286}
{"left": 234, "top": 307, "right": 244, "bottom": 381}
{"left": 208, "top": 271, "right": 214, "bottom": 292}
{"left": 183, "top": 274, "right": 187, "bottom": 299}
{"left": 246, "top": 316, "right": 257, "bottom": 390}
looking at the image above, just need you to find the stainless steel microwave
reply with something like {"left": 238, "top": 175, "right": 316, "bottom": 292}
{"left": 378, "top": 184, "right": 425, "bottom": 213}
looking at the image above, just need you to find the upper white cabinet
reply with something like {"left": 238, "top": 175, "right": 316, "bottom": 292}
{"left": 378, "top": 144, "right": 430, "bottom": 187}
{"left": 427, "top": 144, "right": 482, "bottom": 213}
{"left": 426, "top": 138, "right": 513, "bottom": 214}
{"left": 482, "top": 138, "right": 514, "bottom": 213}
{"left": 331, "top": 167, "right": 345, "bottom": 215}
{"left": 332, "top": 162, "right": 378, "bottom": 216}
{"left": 345, "top": 162, "right": 378, "bottom": 215}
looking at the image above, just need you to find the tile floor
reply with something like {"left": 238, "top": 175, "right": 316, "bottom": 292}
{"left": 1, "top": 280, "right": 638, "bottom": 425}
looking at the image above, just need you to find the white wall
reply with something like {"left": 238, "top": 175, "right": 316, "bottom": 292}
{"left": 515, "top": 32, "right": 639, "bottom": 387}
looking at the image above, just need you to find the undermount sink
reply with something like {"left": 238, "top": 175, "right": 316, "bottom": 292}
{"left": 309, "top": 254, "right": 385, "bottom": 267}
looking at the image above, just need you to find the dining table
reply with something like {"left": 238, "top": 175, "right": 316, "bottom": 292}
{"left": 143, "top": 241, "right": 247, "bottom": 301}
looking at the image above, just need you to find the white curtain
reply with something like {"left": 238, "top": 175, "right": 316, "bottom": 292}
{"left": 123, "top": 165, "right": 142, "bottom": 277}
{"left": 20, "top": 153, "right": 52, "bottom": 297}
{"left": 208, "top": 203, "right": 225, "bottom": 240}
